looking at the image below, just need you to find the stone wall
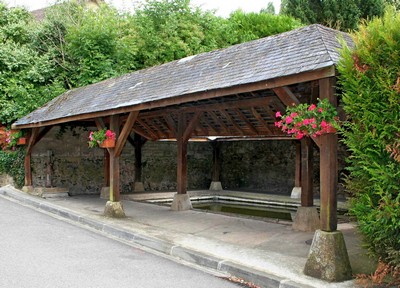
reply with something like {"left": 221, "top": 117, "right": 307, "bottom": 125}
{"left": 0, "top": 173, "right": 14, "bottom": 187}
{"left": 220, "top": 140, "right": 296, "bottom": 194}
{"left": 29, "top": 126, "right": 347, "bottom": 196}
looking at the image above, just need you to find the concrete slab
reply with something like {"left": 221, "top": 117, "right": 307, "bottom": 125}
{"left": 0, "top": 186, "right": 376, "bottom": 288}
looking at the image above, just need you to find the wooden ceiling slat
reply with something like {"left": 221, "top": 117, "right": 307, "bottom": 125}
{"left": 251, "top": 107, "right": 273, "bottom": 134}
{"left": 220, "top": 110, "right": 245, "bottom": 135}
{"left": 136, "top": 119, "right": 160, "bottom": 140}
{"left": 234, "top": 108, "right": 259, "bottom": 135}
{"left": 208, "top": 111, "right": 231, "bottom": 135}
{"left": 149, "top": 118, "right": 171, "bottom": 139}
{"left": 132, "top": 125, "right": 156, "bottom": 141}
{"left": 202, "top": 114, "right": 220, "bottom": 135}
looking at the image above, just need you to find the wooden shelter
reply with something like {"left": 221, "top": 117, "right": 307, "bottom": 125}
{"left": 13, "top": 24, "right": 353, "bottom": 280}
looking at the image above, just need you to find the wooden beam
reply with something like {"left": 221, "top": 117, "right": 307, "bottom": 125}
{"left": 139, "top": 96, "right": 276, "bottom": 120}
{"left": 273, "top": 86, "right": 300, "bottom": 107}
{"left": 13, "top": 67, "right": 336, "bottom": 129}
{"left": 95, "top": 118, "right": 106, "bottom": 130}
{"left": 35, "top": 126, "right": 53, "bottom": 145}
{"left": 177, "top": 114, "right": 188, "bottom": 195}
{"left": 115, "top": 111, "right": 138, "bottom": 157}
{"left": 109, "top": 115, "right": 120, "bottom": 202}
{"left": 319, "top": 77, "right": 338, "bottom": 232}
{"left": 301, "top": 138, "right": 313, "bottom": 207}
{"left": 183, "top": 112, "right": 202, "bottom": 142}
{"left": 164, "top": 114, "right": 177, "bottom": 137}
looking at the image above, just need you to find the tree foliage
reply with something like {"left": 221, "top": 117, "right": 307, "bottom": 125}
{"left": 224, "top": 10, "right": 302, "bottom": 44}
{"left": 0, "top": 3, "right": 63, "bottom": 125}
{"left": 281, "top": 0, "right": 386, "bottom": 31}
{"left": 338, "top": 7, "right": 400, "bottom": 268}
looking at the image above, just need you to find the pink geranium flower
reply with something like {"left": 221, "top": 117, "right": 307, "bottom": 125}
{"left": 274, "top": 98, "right": 338, "bottom": 139}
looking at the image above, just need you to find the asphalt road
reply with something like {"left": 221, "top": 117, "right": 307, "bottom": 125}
{"left": 0, "top": 196, "right": 239, "bottom": 288}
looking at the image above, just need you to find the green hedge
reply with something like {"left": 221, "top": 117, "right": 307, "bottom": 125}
{"left": 0, "top": 149, "right": 25, "bottom": 188}
{"left": 338, "top": 7, "right": 400, "bottom": 268}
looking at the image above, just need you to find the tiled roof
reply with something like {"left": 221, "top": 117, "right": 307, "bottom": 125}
{"left": 14, "top": 24, "right": 353, "bottom": 127}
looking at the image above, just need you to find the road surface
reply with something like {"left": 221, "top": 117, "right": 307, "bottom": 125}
{"left": 0, "top": 196, "right": 240, "bottom": 288}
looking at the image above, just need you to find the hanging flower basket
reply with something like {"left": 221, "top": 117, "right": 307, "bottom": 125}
{"left": 99, "top": 138, "right": 115, "bottom": 148}
{"left": 17, "top": 137, "right": 27, "bottom": 145}
{"left": 4, "top": 129, "right": 26, "bottom": 149}
{"left": 275, "top": 98, "right": 339, "bottom": 139}
{"left": 88, "top": 128, "right": 116, "bottom": 148}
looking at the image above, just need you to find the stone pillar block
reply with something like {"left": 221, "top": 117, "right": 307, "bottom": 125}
{"left": 104, "top": 201, "right": 126, "bottom": 218}
{"left": 304, "top": 229, "right": 352, "bottom": 282}
{"left": 292, "top": 206, "right": 320, "bottom": 232}
{"left": 133, "top": 182, "right": 145, "bottom": 192}
{"left": 171, "top": 194, "right": 192, "bottom": 211}
{"left": 22, "top": 186, "right": 34, "bottom": 193}
{"left": 290, "top": 186, "right": 301, "bottom": 198}
{"left": 209, "top": 181, "right": 223, "bottom": 191}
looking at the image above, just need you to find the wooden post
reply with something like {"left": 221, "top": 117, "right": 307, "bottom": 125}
{"left": 24, "top": 154, "right": 32, "bottom": 187}
{"left": 24, "top": 128, "right": 39, "bottom": 188}
{"left": 319, "top": 77, "right": 338, "bottom": 232}
{"left": 109, "top": 115, "right": 120, "bottom": 202}
{"left": 103, "top": 149, "right": 110, "bottom": 187}
{"left": 301, "top": 137, "right": 313, "bottom": 207}
{"left": 295, "top": 141, "right": 301, "bottom": 188}
{"left": 177, "top": 114, "right": 188, "bottom": 195}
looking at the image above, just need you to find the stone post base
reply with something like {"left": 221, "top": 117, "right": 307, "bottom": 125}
{"left": 304, "top": 230, "right": 352, "bottom": 282}
{"left": 290, "top": 186, "right": 301, "bottom": 198}
{"left": 100, "top": 187, "right": 110, "bottom": 199}
{"left": 133, "top": 182, "right": 145, "bottom": 192}
{"left": 22, "top": 186, "right": 34, "bottom": 193}
{"left": 171, "top": 194, "right": 192, "bottom": 211}
{"left": 209, "top": 181, "right": 223, "bottom": 191}
{"left": 292, "top": 206, "right": 320, "bottom": 232}
{"left": 104, "top": 201, "right": 126, "bottom": 218}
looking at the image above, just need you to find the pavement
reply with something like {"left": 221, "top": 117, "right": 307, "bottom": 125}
{"left": 0, "top": 185, "right": 376, "bottom": 288}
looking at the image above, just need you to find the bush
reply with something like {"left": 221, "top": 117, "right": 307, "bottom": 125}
{"left": 338, "top": 7, "right": 400, "bottom": 268}
{"left": 0, "top": 149, "right": 25, "bottom": 188}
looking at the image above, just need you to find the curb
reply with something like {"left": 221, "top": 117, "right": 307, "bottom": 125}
{"left": 0, "top": 187, "right": 313, "bottom": 288}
